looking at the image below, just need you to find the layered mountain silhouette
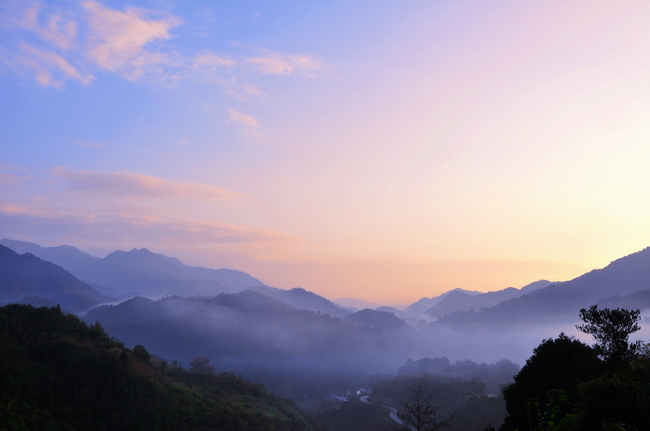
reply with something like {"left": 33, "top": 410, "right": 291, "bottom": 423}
{"left": 0, "top": 244, "right": 109, "bottom": 311}
{"left": 0, "top": 238, "right": 101, "bottom": 275}
{"left": 436, "top": 247, "right": 650, "bottom": 326}
{"left": 5, "top": 237, "right": 650, "bottom": 372}
{"left": 1, "top": 239, "right": 268, "bottom": 299}
{"left": 425, "top": 280, "right": 552, "bottom": 318}
{"left": 250, "top": 285, "right": 349, "bottom": 316}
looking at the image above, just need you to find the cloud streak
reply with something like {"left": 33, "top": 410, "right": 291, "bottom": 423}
{"left": 0, "top": 165, "right": 295, "bottom": 263}
{"left": 247, "top": 51, "right": 325, "bottom": 76}
{"left": 227, "top": 109, "right": 262, "bottom": 138}
{"left": 53, "top": 167, "right": 245, "bottom": 201}
{"left": 0, "top": 204, "right": 293, "bottom": 250}
{"left": 18, "top": 42, "right": 93, "bottom": 87}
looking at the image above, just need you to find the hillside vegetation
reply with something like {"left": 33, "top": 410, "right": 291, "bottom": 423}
{"left": 0, "top": 303, "right": 323, "bottom": 431}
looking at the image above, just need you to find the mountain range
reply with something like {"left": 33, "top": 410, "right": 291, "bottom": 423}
{"left": 4, "top": 238, "right": 650, "bottom": 387}
{"left": 435, "top": 247, "right": 650, "bottom": 326}
{"left": 0, "top": 238, "right": 267, "bottom": 299}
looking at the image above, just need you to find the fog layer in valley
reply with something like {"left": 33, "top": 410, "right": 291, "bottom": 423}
{"left": 4, "top": 239, "right": 650, "bottom": 401}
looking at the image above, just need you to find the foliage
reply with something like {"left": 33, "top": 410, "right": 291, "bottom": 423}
{"left": 525, "top": 389, "right": 571, "bottom": 431}
{"left": 501, "top": 306, "right": 650, "bottom": 431}
{"left": 500, "top": 333, "right": 601, "bottom": 431}
{"left": 0, "top": 303, "right": 323, "bottom": 431}
{"left": 132, "top": 344, "right": 150, "bottom": 363}
{"left": 576, "top": 305, "right": 641, "bottom": 367}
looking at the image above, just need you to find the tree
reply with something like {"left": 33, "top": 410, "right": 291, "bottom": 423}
{"left": 133, "top": 344, "right": 150, "bottom": 363}
{"left": 392, "top": 380, "right": 451, "bottom": 431}
{"left": 576, "top": 305, "right": 641, "bottom": 366}
{"left": 189, "top": 356, "right": 216, "bottom": 375}
{"left": 500, "top": 333, "right": 601, "bottom": 431}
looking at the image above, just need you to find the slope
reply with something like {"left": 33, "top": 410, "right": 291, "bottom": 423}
{"left": 0, "top": 303, "right": 322, "bottom": 431}
{"left": 438, "top": 247, "right": 650, "bottom": 326}
{"left": 0, "top": 244, "right": 109, "bottom": 312}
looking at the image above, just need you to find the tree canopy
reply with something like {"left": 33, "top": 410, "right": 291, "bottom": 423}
{"left": 576, "top": 305, "right": 641, "bottom": 366}
{"left": 501, "top": 306, "right": 649, "bottom": 431}
{"left": 500, "top": 333, "right": 601, "bottom": 431}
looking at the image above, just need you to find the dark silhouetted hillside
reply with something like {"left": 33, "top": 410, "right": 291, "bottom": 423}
{"left": 0, "top": 238, "right": 101, "bottom": 275}
{"left": 1, "top": 239, "right": 268, "bottom": 298}
{"left": 0, "top": 244, "right": 109, "bottom": 311}
{"left": 0, "top": 303, "right": 322, "bottom": 431}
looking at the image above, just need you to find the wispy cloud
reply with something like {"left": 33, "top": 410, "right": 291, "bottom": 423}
{"left": 82, "top": 0, "right": 180, "bottom": 80}
{"left": 227, "top": 109, "right": 262, "bottom": 138}
{"left": 247, "top": 51, "right": 325, "bottom": 76}
{"left": 0, "top": 205, "right": 293, "bottom": 249}
{"left": 192, "top": 53, "right": 235, "bottom": 70}
{"left": 19, "top": 5, "right": 77, "bottom": 50}
{"left": 0, "top": 165, "right": 295, "bottom": 261}
{"left": 18, "top": 42, "right": 93, "bottom": 87}
{"left": 6, "top": 2, "right": 327, "bottom": 89}
{"left": 52, "top": 167, "right": 245, "bottom": 201}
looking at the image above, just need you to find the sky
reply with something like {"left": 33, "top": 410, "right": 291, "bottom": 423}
{"left": 1, "top": 0, "right": 649, "bottom": 305}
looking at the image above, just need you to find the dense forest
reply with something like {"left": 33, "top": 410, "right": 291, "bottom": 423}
{"left": 0, "top": 303, "right": 324, "bottom": 431}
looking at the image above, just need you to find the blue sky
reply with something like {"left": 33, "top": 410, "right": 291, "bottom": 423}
{"left": 1, "top": 0, "right": 649, "bottom": 304}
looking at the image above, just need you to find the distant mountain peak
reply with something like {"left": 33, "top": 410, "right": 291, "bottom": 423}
{"left": 0, "top": 244, "right": 109, "bottom": 311}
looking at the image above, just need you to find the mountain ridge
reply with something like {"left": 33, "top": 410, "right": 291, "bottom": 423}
{"left": 0, "top": 239, "right": 268, "bottom": 299}
{"left": 0, "top": 244, "right": 110, "bottom": 311}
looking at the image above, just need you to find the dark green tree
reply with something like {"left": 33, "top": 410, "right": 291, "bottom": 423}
{"left": 132, "top": 344, "right": 150, "bottom": 363}
{"left": 500, "top": 333, "right": 601, "bottom": 431}
{"left": 576, "top": 305, "right": 641, "bottom": 367}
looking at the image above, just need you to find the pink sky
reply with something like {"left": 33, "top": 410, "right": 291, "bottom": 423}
{"left": 1, "top": 0, "right": 649, "bottom": 304}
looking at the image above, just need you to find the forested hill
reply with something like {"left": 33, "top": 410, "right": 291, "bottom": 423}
{"left": 0, "top": 303, "right": 323, "bottom": 431}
